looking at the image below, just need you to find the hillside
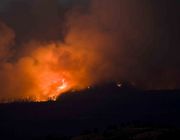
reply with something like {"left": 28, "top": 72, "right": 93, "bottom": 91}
{"left": 0, "top": 83, "right": 180, "bottom": 139}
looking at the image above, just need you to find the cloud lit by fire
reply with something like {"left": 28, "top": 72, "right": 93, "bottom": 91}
{"left": 0, "top": 0, "right": 179, "bottom": 102}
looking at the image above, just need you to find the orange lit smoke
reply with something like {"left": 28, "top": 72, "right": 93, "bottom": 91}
{"left": 0, "top": 1, "right": 158, "bottom": 102}
{"left": 0, "top": 12, "right": 112, "bottom": 102}
{"left": 1, "top": 0, "right": 149, "bottom": 102}
{"left": 0, "top": 41, "right": 103, "bottom": 102}
{"left": 20, "top": 42, "right": 104, "bottom": 101}
{"left": 1, "top": 0, "right": 178, "bottom": 102}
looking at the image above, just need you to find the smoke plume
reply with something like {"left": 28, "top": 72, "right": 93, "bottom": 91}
{"left": 0, "top": 0, "right": 179, "bottom": 101}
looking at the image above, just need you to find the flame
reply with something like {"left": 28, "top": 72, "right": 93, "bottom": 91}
{"left": 42, "top": 78, "right": 68, "bottom": 101}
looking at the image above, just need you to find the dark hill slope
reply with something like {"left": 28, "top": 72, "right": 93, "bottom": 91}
{"left": 0, "top": 83, "right": 180, "bottom": 139}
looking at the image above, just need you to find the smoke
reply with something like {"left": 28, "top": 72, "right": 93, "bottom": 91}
{"left": 89, "top": 0, "right": 180, "bottom": 89}
{"left": 0, "top": 22, "right": 14, "bottom": 61}
{"left": 0, "top": 0, "right": 179, "bottom": 101}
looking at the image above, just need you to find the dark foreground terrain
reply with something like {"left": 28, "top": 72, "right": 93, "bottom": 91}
{"left": 0, "top": 83, "right": 180, "bottom": 140}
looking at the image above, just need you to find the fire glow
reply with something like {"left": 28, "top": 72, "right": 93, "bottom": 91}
{"left": 41, "top": 77, "right": 69, "bottom": 101}
{"left": 1, "top": 0, "right": 176, "bottom": 102}
{"left": 0, "top": 16, "right": 110, "bottom": 102}
{"left": 23, "top": 43, "right": 97, "bottom": 102}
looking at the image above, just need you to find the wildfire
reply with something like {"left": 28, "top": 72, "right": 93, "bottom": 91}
{"left": 38, "top": 71, "right": 72, "bottom": 101}
{"left": 46, "top": 78, "right": 68, "bottom": 101}
{"left": 57, "top": 79, "right": 68, "bottom": 91}
{"left": 0, "top": 3, "right": 110, "bottom": 102}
